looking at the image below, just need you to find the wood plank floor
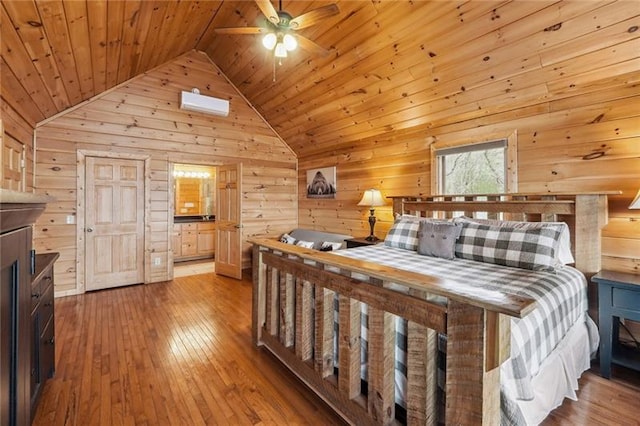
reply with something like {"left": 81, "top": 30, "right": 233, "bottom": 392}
{"left": 33, "top": 271, "right": 345, "bottom": 425}
{"left": 34, "top": 271, "right": 640, "bottom": 425}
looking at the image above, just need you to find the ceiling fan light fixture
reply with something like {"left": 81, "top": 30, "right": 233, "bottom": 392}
{"left": 262, "top": 32, "right": 277, "bottom": 50}
{"left": 274, "top": 42, "right": 288, "bottom": 58}
{"left": 283, "top": 33, "right": 297, "bottom": 51}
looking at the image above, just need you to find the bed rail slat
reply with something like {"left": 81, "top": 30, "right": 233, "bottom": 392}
{"left": 367, "top": 307, "right": 395, "bottom": 424}
{"left": 295, "top": 280, "right": 313, "bottom": 361}
{"left": 446, "top": 301, "right": 500, "bottom": 425}
{"left": 315, "top": 286, "right": 335, "bottom": 377}
{"left": 338, "top": 296, "right": 362, "bottom": 399}
{"left": 406, "top": 322, "right": 438, "bottom": 426}
{"left": 279, "top": 272, "right": 294, "bottom": 347}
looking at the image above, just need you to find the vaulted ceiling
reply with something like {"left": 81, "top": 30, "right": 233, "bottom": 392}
{"left": 2, "top": 1, "right": 639, "bottom": 158}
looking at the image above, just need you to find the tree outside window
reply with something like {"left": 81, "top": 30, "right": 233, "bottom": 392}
{"left": 436, "top": 139, "right": 507, "bottom": 195}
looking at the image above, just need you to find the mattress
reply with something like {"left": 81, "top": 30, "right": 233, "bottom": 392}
{"left": 332, "top": 244, "right": 589, "bottom": 402}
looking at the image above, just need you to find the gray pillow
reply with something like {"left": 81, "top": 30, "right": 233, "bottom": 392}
{"left": 417, "top": 221, "right": 462, "bottom": 260}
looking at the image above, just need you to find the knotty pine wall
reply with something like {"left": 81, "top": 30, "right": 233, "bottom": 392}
{"left": 33, "top": 51, "right": 297, "bottom": 295}
{"left": 1, "top": 103, "right": 35, "bottom": 193}
{"left": 298, "top": 71, "right": 640, "bottom": 276}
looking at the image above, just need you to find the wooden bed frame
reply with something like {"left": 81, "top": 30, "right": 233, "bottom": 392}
{"left": 249, "top": 193, "right": 612, "bottom": 425}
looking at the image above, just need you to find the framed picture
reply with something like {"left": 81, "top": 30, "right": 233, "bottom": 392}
{"left": 306, "top": 166, "right": 337, "bottom": 199}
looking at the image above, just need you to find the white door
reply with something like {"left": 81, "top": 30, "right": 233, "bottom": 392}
{"left": 85, "top": 157, "right": 145, "bottom": 290}
{"left": 215, "top": 163, "right": 242, "bottom": 279}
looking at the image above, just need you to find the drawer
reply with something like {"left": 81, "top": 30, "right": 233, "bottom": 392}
{"left": 612, "top": 287, "right": 640, "bottom": 312}
{"left": 31, "top": 272, "right": 52, "bottom": 314}
{"left": 182, "top": 223, "right": 197, "bottom": 231}
{"left": 197, "top": 222, "right": 216, "bottom": 231}
{"left": 182, "top": 231, "right": 197, "bottom": 243}
{"left": 40, "top": 316, "right": 55, "bottom": 380}
{"left": 39, "top": 284, "right": 55, "bottom": 331}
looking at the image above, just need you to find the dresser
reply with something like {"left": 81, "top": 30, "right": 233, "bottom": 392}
{"left": 1, "top": 190, "right": 56, "bottom": 425}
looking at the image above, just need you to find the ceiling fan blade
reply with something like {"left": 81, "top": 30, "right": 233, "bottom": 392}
{"left": 214, "top": 27, "right": 266, "bottom": 35}
{"left": 255, "top": 0, "right": 280, "bottom": 24}
{"left": 290, "top": 4, "right": 339, "bottom": 30}
{"left": 296, "top": 35, "right": 330, "bottom": 57}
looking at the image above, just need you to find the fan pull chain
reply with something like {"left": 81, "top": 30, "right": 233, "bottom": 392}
{"left": 272, "top": 56, "right": 276, "bottom": 82}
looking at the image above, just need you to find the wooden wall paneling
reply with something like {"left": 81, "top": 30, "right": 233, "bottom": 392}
{"left": 104, "top": 0, "right": 125, "bottom": 89}
{"left": 33, "top": 51, "right": 296, "bottom": 295}
{"left": 283, "top": 1, "right": 632, "bottom": 151}
{"left": 36, "top": 0, "right": 84, "bottom": 106}
{"left": 265, "top": 0, "right": 528, "bottom": 125}
{"left": 3, "top": 0, "right": 71, "bottom": 111}
{"left": 268, "top": 2, "right": 534, "bottom": 135}
{"left": 152, "top": 2, "right": 192, "bottom": 67}
{"left": 172, "top": 2, "right": 221, "bottom": 59}
{"left": 86, "top": 0, "right": 108, "bottom": 95}
{"left": 251, "top": 1, "right": 469, "bottom": 109}
{"left": 115, "top": 0, "right": 142, "bottom": 85}
{"left": 1, "top": 5, "right": 58, "bottom": 118}
{"left": 2, "top": 104, "right": 34, "bottom": 192}
{"left": 63, "top": 0, "right": 95, "bottom": 99}
{"left": 0, "top": 58, "right": 45, "bottom": 126}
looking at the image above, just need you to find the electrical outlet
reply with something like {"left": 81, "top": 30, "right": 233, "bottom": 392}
{"left": 153, "top": 257, "right": 161, "bottom": 266}
{"left": 66, "top": 215, "right": 75, "bottom": 224}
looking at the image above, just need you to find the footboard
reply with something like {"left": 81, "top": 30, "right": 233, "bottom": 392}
{"left": 250, "top": 239, "right": 535, "bottom": 425}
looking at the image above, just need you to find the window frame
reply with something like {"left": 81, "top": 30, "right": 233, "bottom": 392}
{"left": 430, "top": 130, "right": 518, "bottom": 195}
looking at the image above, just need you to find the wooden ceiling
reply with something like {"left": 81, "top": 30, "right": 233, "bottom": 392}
{"left": 2, "top": 1, "right": 639, "bottom": 158}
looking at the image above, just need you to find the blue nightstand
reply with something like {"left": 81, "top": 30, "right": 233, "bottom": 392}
{"left": 592, "top": 270, "right": 640, "bottom": 379}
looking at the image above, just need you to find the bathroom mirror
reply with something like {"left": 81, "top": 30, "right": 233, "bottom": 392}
{"left": 173, "top": 164, "right": 216, "bottom": 217}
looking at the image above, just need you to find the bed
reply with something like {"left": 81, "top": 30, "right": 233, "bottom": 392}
{"left": 249, "top": 193, "right": 612, "bottom": 425}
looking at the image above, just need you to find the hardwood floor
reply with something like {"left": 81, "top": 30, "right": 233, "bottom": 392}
{"left": 33, "top": 272, "right": 345, "bottom": 425}
{"left": 34, "top": 271, "right": 640, "bottom": 425}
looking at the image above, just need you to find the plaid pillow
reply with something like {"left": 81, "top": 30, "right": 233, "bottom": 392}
{"left": 384, "top": 216, "right": 449, "bottom": 251}
{"left": 384, "top": 217, "right": 420, "bottom": 250}
{"left": 453, "top": 216, "right": 573, "bottom": 265}
{"left": 455, "top": 222, "right": 562, "bottom": 271}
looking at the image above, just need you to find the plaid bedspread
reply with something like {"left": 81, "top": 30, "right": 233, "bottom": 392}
{"left": 332, "top": 244, "right": 589, "bottom": 402}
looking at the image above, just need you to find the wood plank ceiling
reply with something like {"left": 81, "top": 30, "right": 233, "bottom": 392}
{"left": 2, "top": 1, "right": 639, "bottom": 159}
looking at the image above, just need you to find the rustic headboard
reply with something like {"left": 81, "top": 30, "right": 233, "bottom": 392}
{"left": 389, "top": 192, "right": 616, "bottom": 277}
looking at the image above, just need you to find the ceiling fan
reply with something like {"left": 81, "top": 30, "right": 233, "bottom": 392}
{"left": 214, "top": 0, "right": 339, "bottom": 59}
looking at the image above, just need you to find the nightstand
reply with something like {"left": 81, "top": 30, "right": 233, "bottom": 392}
{"left": 344, "top": 237, "right": 382, "bottom": 249}
{"left": 592, "top": 270, "right": 640, "bottom": 379}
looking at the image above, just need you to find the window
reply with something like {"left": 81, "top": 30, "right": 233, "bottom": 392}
{"left": 436, "top": 139, "right": 507, "bottom": 195}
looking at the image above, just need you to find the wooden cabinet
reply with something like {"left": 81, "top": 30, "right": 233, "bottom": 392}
{"left": 181, "top": 223, "right": 198, "bottom": 257}
{"left": 29, "top": 253, "right": 58, "bottom": 419}
{"left": 197, "top": 222, "right": 216, "bottom": 256}
{"left": 1, "top": 226, "right": 31, "bottom": 426}
{"left": 1, "top": 194, "right": 54, "bottom": 425}
{"left": 173, "top": 221, "right": 216, "bottom": 262}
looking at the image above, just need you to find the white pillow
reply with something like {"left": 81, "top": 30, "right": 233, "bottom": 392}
{"left": 453, "top": 216, "right": 574, "bottom": 265}
{"left": 320, "top": 241, "right": 343, "bottom": 251}
{"left": 295, "top": 240, "right": 315, "bottom": 249}
{"left": 280, "top": 233, "right": 296, "bottom": 244}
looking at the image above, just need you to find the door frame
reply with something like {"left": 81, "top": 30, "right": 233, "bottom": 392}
{"left": 76, "top": 150, "right": 151, "bottom": 294}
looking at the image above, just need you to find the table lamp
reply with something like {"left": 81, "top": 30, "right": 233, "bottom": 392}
{"left": 358, "top": 189, "right": 385, "bottom": 241}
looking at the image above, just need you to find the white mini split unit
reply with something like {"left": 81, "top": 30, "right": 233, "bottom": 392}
{"left": 180, "top": 88, "right": 229, "bottom": 117}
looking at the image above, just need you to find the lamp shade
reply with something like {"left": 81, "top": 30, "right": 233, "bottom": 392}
{"left": 274, "top": 42, "right": 287, "bottom": 58}
{"left": 283, "top": 33, "right": 297, "bottom": 51}
{"left": 358, "top": 189, "right": 385, "bottom": 207}
{"left": 262, "top": 33, "right": 277, "bottom": 50}
{"left": 630, "top": 189, "right": 640, "bottom": 209}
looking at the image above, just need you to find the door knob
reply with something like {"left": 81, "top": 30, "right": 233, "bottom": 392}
{"left": 86, "top": 227, "right": 94, "bottom": 232}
